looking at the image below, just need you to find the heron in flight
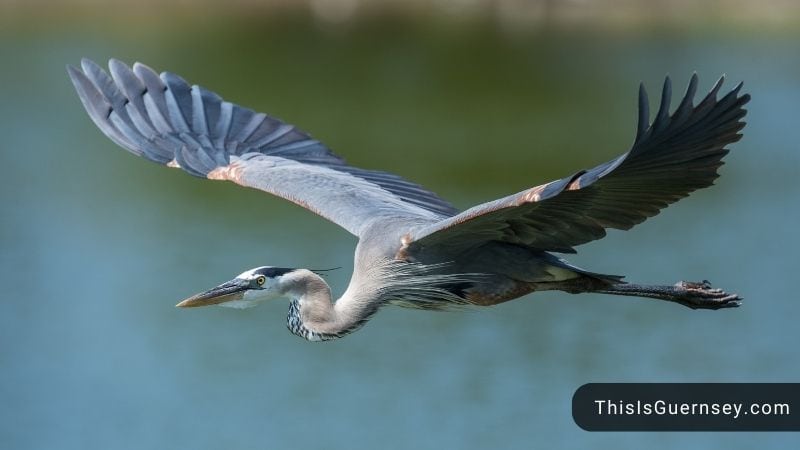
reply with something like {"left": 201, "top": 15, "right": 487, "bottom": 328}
{"left": 68, "top": 59, "right": 748, "bottom": 341}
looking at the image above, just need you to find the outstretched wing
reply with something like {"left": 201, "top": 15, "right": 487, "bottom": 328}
{"left": 68, "top": 58, "right": 458, "bottom": 237}
{"left": 407, "top": 75, "right": 749, "bottom": 255}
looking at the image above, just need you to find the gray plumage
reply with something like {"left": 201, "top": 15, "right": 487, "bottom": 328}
{"left": 68, "top": 58, "right": 749, "bottom": 341}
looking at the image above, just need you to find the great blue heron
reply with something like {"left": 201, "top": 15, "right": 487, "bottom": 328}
{"left": 68, "top": 59, "right": 748, "bottom": 341}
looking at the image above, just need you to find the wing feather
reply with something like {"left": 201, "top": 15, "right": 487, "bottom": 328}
{"left": 408, "top": 75, "right": 749, "bottom": 255}
{"left": 69, "top": 59, "right": 459, "bottom": 237}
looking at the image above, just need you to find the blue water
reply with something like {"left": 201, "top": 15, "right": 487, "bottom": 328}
{"left": 1, "top": 18, "right": 799, "bottom": 450}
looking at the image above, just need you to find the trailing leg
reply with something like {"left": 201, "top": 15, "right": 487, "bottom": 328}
{"left": 595, "top": 280, "right": 741, "bottom": 310}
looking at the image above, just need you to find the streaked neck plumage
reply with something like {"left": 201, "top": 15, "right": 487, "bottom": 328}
{"left": 283, "top": 269, "right": 378, "bottom": 341}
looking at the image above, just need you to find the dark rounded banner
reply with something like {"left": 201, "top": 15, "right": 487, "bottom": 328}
{"left": 573, "top": 383, "right": 800, "bottom": 431}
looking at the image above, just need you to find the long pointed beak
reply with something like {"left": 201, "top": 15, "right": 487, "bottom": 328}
{"left": 176, "top": 279, "right": 249, "bottom": 308}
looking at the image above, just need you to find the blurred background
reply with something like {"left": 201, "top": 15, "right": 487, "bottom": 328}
{"left": 1, "top": 0, "right": 799, "bottom": 449}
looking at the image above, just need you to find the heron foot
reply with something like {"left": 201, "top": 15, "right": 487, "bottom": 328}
{"left": 673, "top": 280, "right": 742, "bottom": 310}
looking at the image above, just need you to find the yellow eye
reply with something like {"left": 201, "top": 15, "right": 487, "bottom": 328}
{"left": 256, "top": 276, "right": 266, "bottom": 286}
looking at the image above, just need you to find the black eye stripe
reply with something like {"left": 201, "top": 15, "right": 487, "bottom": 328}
{"left": 253, "top": 267, "right": 295, "bottom": 278}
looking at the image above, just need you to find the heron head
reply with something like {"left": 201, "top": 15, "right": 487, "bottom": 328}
{"left": 176, "top": 266, "right": 296, "bottom": 309}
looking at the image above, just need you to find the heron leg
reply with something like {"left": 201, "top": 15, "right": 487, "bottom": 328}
{"left": 595, "top": 280, "right": 742, "bottom": 310}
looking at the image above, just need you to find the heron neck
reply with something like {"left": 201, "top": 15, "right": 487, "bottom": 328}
{"left": 284, "top": 270, "right": 377, "bottom": 341}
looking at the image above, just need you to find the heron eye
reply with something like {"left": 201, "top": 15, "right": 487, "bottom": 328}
{"left": 256, "top": 276, "right": 266, "bottom": 286}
